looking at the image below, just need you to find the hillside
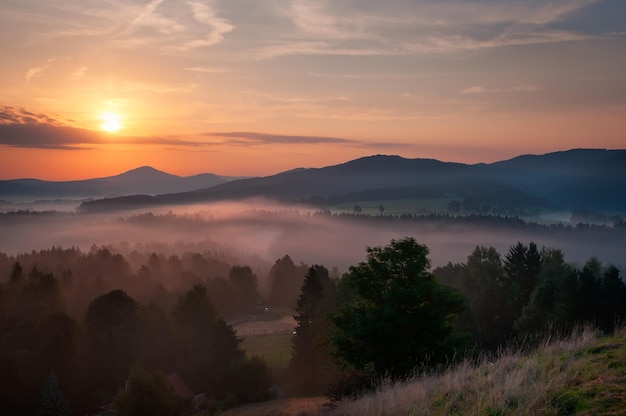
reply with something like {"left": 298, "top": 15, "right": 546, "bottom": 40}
{"left": 79, "top": 149, "right": 626, "bottom": 213}
{"left": 326, "top": 326, "right": 626, "bottom": 416}
{"left": 220, "top": 327, "right": 626, "bottom": 416}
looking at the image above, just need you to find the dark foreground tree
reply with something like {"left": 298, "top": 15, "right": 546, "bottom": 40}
{"left": 330, "top": 237, "right": 466, "bottom": 379}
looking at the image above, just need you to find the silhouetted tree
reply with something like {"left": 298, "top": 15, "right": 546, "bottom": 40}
{"left": 462, "top": 246, "right": 511, "bottom": 349}
{"left": 268, "top": 255, "right": 306, "bottom": 309}
{"left": 82, "top": 290, "right": 139, "bottom": 402}
{"left": 290, "top": 265, "right": 337, "bottom": 393}
{"left": 596, "top": 265, "right": 626, "bottom": 332}
{"left": 172, "top": 284, "right": 243, "bottom": 396}
{"left": 228, "top": 265, "right": 259, "bottom": 311}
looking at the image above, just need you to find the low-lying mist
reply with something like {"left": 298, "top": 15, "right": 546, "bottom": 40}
{"left": 1, "top": 199, "right": 624, "bottom": 275}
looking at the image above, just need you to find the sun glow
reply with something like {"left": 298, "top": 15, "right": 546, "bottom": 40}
{"left": 100, "top": 112, "right": 122, "bottom": 133}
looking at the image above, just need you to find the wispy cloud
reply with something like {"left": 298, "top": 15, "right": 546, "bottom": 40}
{"left": 177, "top": 1, "right": 235, "bottom": 50}
{"left": 204, "top": 131, "right": 353, "bottom": 145}
{"left": 183, "top": 66, "right": 227, "bottom": 73}
{"left": 204, "top": 132, "right": 410, "bottom": 149}
{"left": 252, "top": 0, "right": 599, "bottom": 59}
{"left": 24, "top": 57, "right": 55, "bottom": 83}
{"left": 462, "top": 84, "right": 543, "bottom": 94}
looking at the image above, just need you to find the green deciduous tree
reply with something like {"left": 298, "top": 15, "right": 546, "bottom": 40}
{"left": 330, "top": 237, "right": 466, "bottom": 379}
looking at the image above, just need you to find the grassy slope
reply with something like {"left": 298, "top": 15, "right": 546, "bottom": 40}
{"left": 220, "top": 327, "right": 626, "bottom": 415}
{"left": 327, "top": 327, "right": 626, "bottom": 416}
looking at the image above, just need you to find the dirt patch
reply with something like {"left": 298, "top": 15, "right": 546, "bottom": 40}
{"left": 219, "top": 396, "right": 328, "bottom": 416}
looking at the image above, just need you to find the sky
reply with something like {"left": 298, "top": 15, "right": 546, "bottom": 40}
{"left": 0, "top": 0, "right": 625, "bottom": 180}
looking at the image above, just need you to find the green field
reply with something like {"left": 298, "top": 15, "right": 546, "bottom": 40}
{"left": 241, "top": 334, "right": 293, "bottom": 372}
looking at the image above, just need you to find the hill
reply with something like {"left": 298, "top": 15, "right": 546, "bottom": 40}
{"left": 79, "top": 149, "right": 626, "bottom": 214}
{"left": 324, "top": 326, "right": 626, "bottom": 416}
{"left": 0, "top": 166, "right": 236, "bottom": 199}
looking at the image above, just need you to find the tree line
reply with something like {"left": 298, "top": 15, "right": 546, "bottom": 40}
{"left": 288, "top": 238, "right": 626, "bottom": 398}
{"left": 1, "top": 238, "right": 625, "bottom": 414}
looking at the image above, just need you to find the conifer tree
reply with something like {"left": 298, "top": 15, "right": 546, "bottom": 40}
{"left": 290, "top": 265, "right": 334, "bottom": 393}
{"left": 37, "top": 371, "right": 71, "bottom": 416}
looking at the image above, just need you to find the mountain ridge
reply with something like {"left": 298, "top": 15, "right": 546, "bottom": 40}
{"left": 77, "top": 148, "right": 626, "bottom": 214}
{"left": 0, "top": 166, "right": 241, "bottom": 199}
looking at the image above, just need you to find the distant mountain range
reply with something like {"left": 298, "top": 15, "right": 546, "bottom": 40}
{"left": 74, "top": 149, "right": 626, "bottom": 214}
{"left": 0, "top": 166, "right": 242, "bottom": 200}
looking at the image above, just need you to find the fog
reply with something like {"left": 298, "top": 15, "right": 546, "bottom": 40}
{"left": 1, "top": 199, "right": 624, "bottom": 277}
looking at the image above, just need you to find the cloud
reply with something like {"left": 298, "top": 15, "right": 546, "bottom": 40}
{"left": 462, "top": 84, "right": 543, "bottom": 94}
{"left": 0, "top": 107, "right": 59, "bottom": 125}
{"left": 204, "top": 131, "right": 411, "bottom": 149}
{"left": 183, "top": 66, "right": 226, "bottom": 73}
{"left": 252, "top": 0, "right": 599, "bottom": 59}
{"left": 0, "top": 107, "right": 408, "bottom": 151}
{"left": 24, "top": 58, "right": 55, "bottom": 83}
{"left": 204, "top": 131, "right": 354, "bottom": 145}
{"left": 462, "top": 86, "right": 486, "bottom": 94}
{"left": 71, "top": 66, "right": 88, "bottom": 79}
{"left": 0, "top": 106, "right": 205, "bottom": 150}
{"left": 177, "top": 1, "right": 235, "bottom": 50}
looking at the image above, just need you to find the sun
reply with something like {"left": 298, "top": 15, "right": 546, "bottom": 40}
{"left": 100, "top": 112, "right": 122, "bottom": 133}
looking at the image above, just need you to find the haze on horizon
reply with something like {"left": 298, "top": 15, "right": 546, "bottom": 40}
{"left": 1, "top": 0, "right": 625, "bottom": 180}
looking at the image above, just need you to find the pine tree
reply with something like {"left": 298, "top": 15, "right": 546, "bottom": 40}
{"left": 290, "top": 265, "right": 333, "bottom": 393}
{"left": 37, "top": 371, "right": 71, "bottom": 416}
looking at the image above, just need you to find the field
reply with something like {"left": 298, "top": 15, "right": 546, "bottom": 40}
{"left": 240, "top": 334, "right": 293, "bottom": 372}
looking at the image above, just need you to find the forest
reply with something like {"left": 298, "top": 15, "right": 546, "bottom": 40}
{"left": 1, "top": 231, "right": 625, "bottom": 415}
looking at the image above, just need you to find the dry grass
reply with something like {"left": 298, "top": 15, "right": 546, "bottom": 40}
{"left": 321, "top": 326, "right": 626, "bottom": 416}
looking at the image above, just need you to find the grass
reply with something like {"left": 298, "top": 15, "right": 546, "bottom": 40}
{"left": 319, "top": 326, "right": 626, "bottom": 416}
{"left": 241, "top": 334, "right": 293, "bottom": 373}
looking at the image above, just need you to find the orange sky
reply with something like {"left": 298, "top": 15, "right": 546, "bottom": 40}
{"left": 1, "top": 0, "right": 625, "bottom": 180}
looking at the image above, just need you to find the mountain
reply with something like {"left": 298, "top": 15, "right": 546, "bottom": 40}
{"left": 0, "top": 166, "right": 235, "bottom": 200}
{"left": 78, "top": 149, "right": 626, "bottom": 214}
